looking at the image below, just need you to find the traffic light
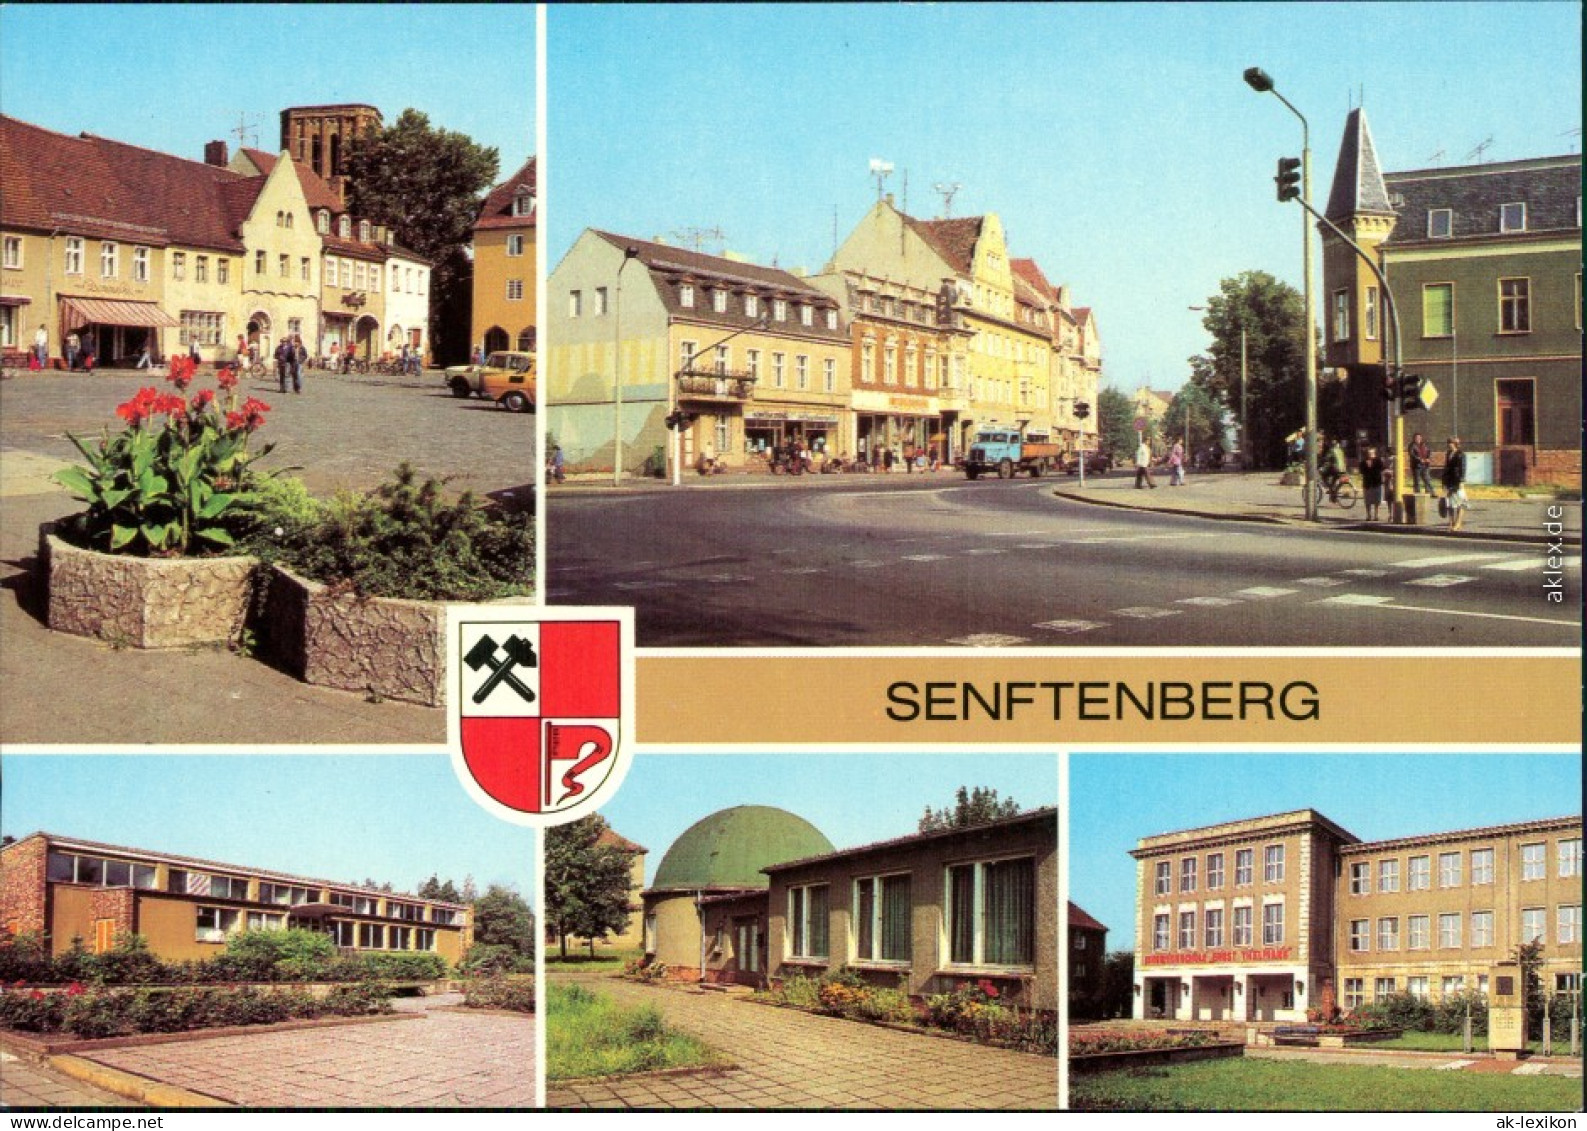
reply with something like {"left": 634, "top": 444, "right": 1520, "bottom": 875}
{"left": 1381, "top": 373, "right": 1397, "bottom": 402}
{"left": 1074, "top": 401, "right": 1091, "bottom": 420}
{"left": 665, "top": 410, "right": 697, "bottom": 431}
{"left": 1397, "top": 370, "right": 1426, "bottom": 413}
{"left": 1275, "top": 156, "right": 1301, "bottom": 203}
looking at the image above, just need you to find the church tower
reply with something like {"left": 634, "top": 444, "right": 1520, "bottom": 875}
{"left": 279, "top": 104, "right": 383, "bottom": 208}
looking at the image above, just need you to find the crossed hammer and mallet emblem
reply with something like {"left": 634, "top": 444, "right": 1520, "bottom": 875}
{"left": 464, "top": 633, "right": 539, "bottom": 705}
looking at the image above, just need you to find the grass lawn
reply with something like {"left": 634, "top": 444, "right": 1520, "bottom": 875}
{"left": 544, "top": 947, "right": 643, "bottom": 971}
{"left": 1069, "top": 1058, "right": 1583, "bottom": 1112}
{"left": 1370, "top": 1031, "right": 1568, "bottom": 1055}
{"left": 546, "top": 982, "right": 727, "bottom": 1081}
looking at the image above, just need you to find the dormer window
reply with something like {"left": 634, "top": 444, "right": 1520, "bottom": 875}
{"left": 680, "top": 284, "right": 695, "bottom": 308}
{"left": 800, "top": 304, "right": 813, "bottom": 327}
{"left": 826, "top": 309, "right": 838, "bottom": 330}
{"left": 773, "top": 299, "right": 787, "bottom": 322}
{"left": 358, "top": 220, "right": 371, "bottom": 242}
{"left": 512, "top": 188, "right": 535, "bottom": 217}
{"left": 1427, "top": 209, "right": 1452, "bottom": 239}
{"left": 1500, "top": 202, "right": 1526, "bottom": 233}
{"left": 338, "top": 215, "right": 351, "bottom": 239}
{"left": 317, "top": 211, "right": 330, "bottom": 235}
{"left": 745, "top": 294, "right": 759, "bottom": 318}
{"left": 713, "top": 289, "right": 728, "bottom": 313}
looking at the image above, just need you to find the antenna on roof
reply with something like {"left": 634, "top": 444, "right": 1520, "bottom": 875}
{"left": 670, "top": 226, "right": 725, "bottom": 255}
{"left": 868, "top": 157, "right": 894, "bottom": 202}
{"left": 1561, "top": 128, "right": 1582, "bottom": 154}
{"left": 1428, "top": 148, "right": 1445, "bottom": 167}
{"left": 934, "top": 181, "right": 962, "bottom": 218}
{"left": 230, "top": 112, "right": 260, "bottom": 151}
{"left": 1464, "top": 136, "right": 1494, "bottom": 164}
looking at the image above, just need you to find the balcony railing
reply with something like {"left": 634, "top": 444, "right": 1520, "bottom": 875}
{"left": 677, "top": 368, "right": 757, "bottom": 401}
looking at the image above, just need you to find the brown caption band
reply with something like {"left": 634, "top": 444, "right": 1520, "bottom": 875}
{"left": 636, "top": 654, "right": 1578, "bottom": 745}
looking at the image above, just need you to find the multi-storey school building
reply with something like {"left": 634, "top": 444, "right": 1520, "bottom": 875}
{"left": 1, "top": 832, "right": 473, "bottom": 963}
{"left": 1130, "top": 811, "right": 1580, "bottom": 1022}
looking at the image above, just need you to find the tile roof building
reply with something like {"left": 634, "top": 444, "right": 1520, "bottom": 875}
{"left": 1322, "top": 108, "right": 1582, "bottom": 486}
{"left": 1, "top": 832, "right": 473, "bottom": 963}
{"left": 1068, "top": 900, "right": 1109, "bottom": 1019}
{"left": 547, "top": 229, "right": 849, "bottom": 475}
{"left": 1128, "top": 810, "right": 1581, "bottom": 1023}
{"left": 471, "top": 157, "right": 536, "bottom": 359}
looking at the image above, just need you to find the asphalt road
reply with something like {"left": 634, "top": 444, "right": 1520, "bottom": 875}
{"left": 547, "top": 475, "right": 1581, "bottom": 647}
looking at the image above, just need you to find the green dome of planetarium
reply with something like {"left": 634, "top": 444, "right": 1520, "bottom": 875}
{"left": 651, "top": 806, "right": 833, "bottom": 892}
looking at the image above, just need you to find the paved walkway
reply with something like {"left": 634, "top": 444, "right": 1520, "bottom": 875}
{"left": 547, "top": 976, "right": 1056, "bottom": 1110}
{"left": 1, "top": 1049, "right": 137, "bottom": 1108}
{"left": 1051, "top": 470, "right": 1581, "bottom": 542}
{"left": 76, "top": 995, "right": 534, "bottom": 1108}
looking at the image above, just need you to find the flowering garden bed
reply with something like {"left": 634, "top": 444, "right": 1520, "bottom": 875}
{"left": 1069, "top": 1029, "right": 1243, "bottom": 1074}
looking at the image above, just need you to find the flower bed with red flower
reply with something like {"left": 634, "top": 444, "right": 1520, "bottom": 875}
{"left": 54, "top": 356, "right": 274, "bottom": 556}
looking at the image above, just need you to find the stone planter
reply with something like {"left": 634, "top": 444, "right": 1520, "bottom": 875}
{"left": 1069, "top": 1040, "right": 1245, "bottom": 1074}
{"left": 42, "top": 527, "right": 257, "bottom": 649}
{"left": 259, "top": 565, "right": 449, "bottom": 707}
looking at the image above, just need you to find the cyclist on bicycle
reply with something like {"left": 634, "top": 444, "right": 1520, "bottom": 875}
{"left": 1320, "top": 437, "right": 1347, "bottom": 500}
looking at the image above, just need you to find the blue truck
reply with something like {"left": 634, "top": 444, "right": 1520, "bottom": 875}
{"left": 963, "top": 429, "right": 1063, "bottom": 480}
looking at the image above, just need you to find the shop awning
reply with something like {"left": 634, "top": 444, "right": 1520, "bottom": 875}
{"left": 0, "top": 295, "right": 31, "bottom": 307}
{"left": 60, "top": 296, "right": 180, "bottom": 331}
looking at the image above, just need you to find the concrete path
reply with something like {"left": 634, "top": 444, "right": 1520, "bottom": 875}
{"left": 547, "top": 976, "right": 1056, "bottom": 1110}
{"left": 1051, "top": 470, "right": 1580, "bottom": 543}
{"left": 1, "top": 1049, "right": 138, "bottom": 1108}
{"left": 75, "top": 995, "right": 534, "bottom": 1108}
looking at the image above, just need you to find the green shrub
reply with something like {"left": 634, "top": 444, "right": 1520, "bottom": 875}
{"left": 86, "top": 933, "right": 167, "bottom": 986}
{"left": 1353, "top": 991, "right": 1436, "bottom": 1032}
{"left": 620, "top": 959, "right": 670, "bottom": 984}
{"left": 1431, "top": 989, "right": 1489, "bottom": 1035}
{"left": 0, "top": 930, "right": 56, "bottom": 984}
{"left": 321, "top": 982, "right": 394, "bottom": 1017}
{"left": 463, "top": 977, "right": 537, "bottom": 1013}
{"left": 351, "top": 952, "right": 448, "bottom": 981}
{"left": 0, "top": 989, "right": 69, "bottom": 1032}
{"left": 243, "top": 463, "right": 534, "bottom": 601}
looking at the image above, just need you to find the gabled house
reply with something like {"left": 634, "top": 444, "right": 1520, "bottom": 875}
{"left": 472, "top": 157, "right": 536, "bottom": 359}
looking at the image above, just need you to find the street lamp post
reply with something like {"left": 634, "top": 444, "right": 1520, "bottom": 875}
{"left": 612, "top": 245, "right": 641, "bottom": 487}
{"left": 1244, "top": 66, "right": 1319, "bottom": 520}
{"left": 669, "top": 316, "right": 768, "bottom": 486}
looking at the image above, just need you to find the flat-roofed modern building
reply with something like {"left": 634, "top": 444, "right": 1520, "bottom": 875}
{"left": 1129, "top": 811, "right": 1581, "bottom": 1022}
{"left": 0, "top": 832, "right": 473, "bottom": 963}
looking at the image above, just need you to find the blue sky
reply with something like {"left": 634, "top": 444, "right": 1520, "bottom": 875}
{"left": 1070, "top": 752, "right": 1582, "bottom": 951}
{"left": 549, "top": 2, "right": 1582, "bottom": 393}
{"left": 2, "top": 756, "right": 536, "bottom": 901}
{"left": 596, "top": 752, "right": 1058, "bottom": 888}
{"left": 0, "top": 4, "right": 534, "bottom": 178}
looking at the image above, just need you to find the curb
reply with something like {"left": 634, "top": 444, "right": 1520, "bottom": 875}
{"left": 48, "top": 1054, "right": 231, "bottom": 1108}
{"left": 1050, "top": 489, "right": 1581, "bottom": 545}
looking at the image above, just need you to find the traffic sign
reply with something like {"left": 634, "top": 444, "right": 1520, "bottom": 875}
{"left": 1417, "top": 379, "right": 1439, "bottom": 412}
{"left": 1134, "top": 416, "right": 1147, "bottom": 432}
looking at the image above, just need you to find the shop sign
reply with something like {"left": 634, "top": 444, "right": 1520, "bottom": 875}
{"left": 1142, "top": 946, "right": 1294, "bottom": 966}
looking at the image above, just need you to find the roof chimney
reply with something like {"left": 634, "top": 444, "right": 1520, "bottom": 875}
{"left": 204, "top": 140, "right": 229, "bottom": 168}
{"left": 884, "top": 193, "right": 894, "bottom": 207}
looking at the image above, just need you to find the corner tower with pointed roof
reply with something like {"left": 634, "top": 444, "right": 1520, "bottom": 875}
{"left": 1320, "top": 108, "right": 1398, "bottom": 381}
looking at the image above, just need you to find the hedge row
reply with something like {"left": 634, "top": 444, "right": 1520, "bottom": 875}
{"left": 0, "top": 982, "right": 391, "bottom": 1038}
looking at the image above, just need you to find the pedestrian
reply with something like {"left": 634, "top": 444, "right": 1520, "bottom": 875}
{"left": 329, "top": 342, "right": 340, "bottom": 373}
{"left": 66, "top": 331, "right": 80, "bottom": 370}
{"left": 883, "top": 447, "right": 895, "bottom": 473}
{"left": 1134, "top": 437, "right": 1157, "bottom": 489}
{"left": 236, "top": 333, "right": 248, "bottom": 365}
{"left": 1168, "top": 440, "right": 1186, "bottom": 486}
{"left": 33, "top": 323, "right": 48, "bottom": 367}
{"left": 135, "top": 340, "right": 152, "bottom": 369}
{"left": 1441, "top": 436, "right": 1468, "bottom": 532}
{"left": 275, "top": 337, "right": 293, "bottom": 393}
{"left": 548, "top": 445, "right": 566, "bottom": 483}
{"left": 1408, "top": 432, "right": 1434, "bottom": 496}
{"left": 472, "top": 344, "right": 484, "bottom": 366}
{"left": 1359, "top": 445, "right": 1387, "bottom": 521}
{"left": 1321, "top": 437, "right": 1346, "bottom": 501}
{"left": 189, "top": 339, "right": 201, "bottom": 365}
{"left": 291, "top": 334, "right": 307, "bottom": 394}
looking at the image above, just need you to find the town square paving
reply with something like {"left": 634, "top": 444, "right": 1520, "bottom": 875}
{"left": 1, "top": 1049, "right": 138, "bottom": 1108}
{"left": 72, "top": 995, "right": 534, "bottom": 1108}
{"left": 0, "top": 368, "right": 534, "bottom": 745}
{"left": 546, "top": 975, "right": 1057, "bottom": 1110}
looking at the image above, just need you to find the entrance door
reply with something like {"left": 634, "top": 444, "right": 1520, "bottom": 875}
{"left": 1495, "top": 378, "right": 1536, "bottom": 486}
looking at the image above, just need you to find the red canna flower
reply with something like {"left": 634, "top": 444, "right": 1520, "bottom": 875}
{"left": 190, "top": 388, "right": 215, "bottom": 412}
{"left": 115, "top": 386, "right": 161, "bottom": 426}
{"left": 216, "top": 366, "right": 238, "bottom": 391}
{"left": 66, "top": 982, "right": 85, "bottom": 996}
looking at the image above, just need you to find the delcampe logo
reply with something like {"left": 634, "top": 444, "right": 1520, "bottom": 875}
{"left": 447, "top": 606, "right": 634, "bottom": 827}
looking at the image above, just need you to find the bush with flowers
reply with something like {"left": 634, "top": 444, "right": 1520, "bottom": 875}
{"left": 54, "top": 356, "right": 273, "bottom": 556}
{"left": 924, "top": 979, "right": 1057, "bottom": 1053}
{"left": 1067, "top": 1029, "right": 1218, "bottom": 1058}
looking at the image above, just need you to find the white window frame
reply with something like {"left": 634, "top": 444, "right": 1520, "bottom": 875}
{"left": 1155, "top": 861, "right": 1172, "bottom": 896}
{"left": 1178, "top": 909, "right": 1196, "bottom": 949}
{"left": 773, "top": 299, "right": 787, "bottom": 322}
{"left": 594, "top": 287, "right": 608, "bottom": 316}
{"left": 1439, "top": 852, "right": 1462, "bottom": 888}
{"left": 795, "top": 354, "right": 809, "bottom": 391}
{"left": 1560, "top": 905, "right": 1581, "bottom": 945}
{"left": 2, "top": 235, "right": 21, "bottom": 269}
{"left": 1206, "top": 853, "right": 1225, "bottom": 890}
{"left": 1437, "top": 912, "right": 1461, "bottom": 949}
{"left": 506, "top": 234, "right": 525, "bottom": 257}
{"left": 713, "top": 289, "right": 728, "bottom": 314}
{"left": 1235, "top": 849, "right": 1253, "bottom": 887}
{"left": 1522, "top": 906, "right": 1545, "bottom": 944}
{"left": 852, "top": 872, "right": 912, "bottom": 964}
{"left": 1408, "top": 855, "right": 1431, "bottom": 890}
{"left": 1263, "top": 845, "right": 1285, "bottom": 883}
{"left": 1408, "top": 914, "right": 1430, "bottom": 950}
{"left": 568, "top": 290, "right": 582, "bottom": 318}
{"left": 1500, "top": 202, "right": 1526, "bottom": 232}
{"left": 64, "top": 237, "right": 83, "bottom": 275}
{"left": 944, "top": 855, "right": 1036, "bottom": 970}
{"left": 1427, "top": 209, "right": 1453, "bottom": 238}
{"left": 1377, "top": 916, "right": 1399, "bottom": 951}
{"left": 745, "top": 294, "right": 759, "bottom": 318}
{"left": 823, "top": 357, "right": 836, "bottom": 393}
{"left": 1379, "top": 858, "right": 1399, "bottom": 892}
{"left": 1152, "top": 912, "right": 1170, "bottom": 950}
{"left": 1261, "top": 901, "right": 1284, "bottom": 945}
{"left": 772, "top": 352, "right": 785, "bottom": 388}
{"left": 1203, "top": 906, "right": 1224, "bottom": 947}
{"left": 800, "top": 303, "right": 813, "bottom": 327}
{"left": 1471, "top": 909, "right": 1494, "bottom": 948}
{"left": 195, "top": 905, "right": 241, "bottom": 943}
{"left": 1521, "top": 842, "right": 1546, "bottom": 880}
{"left": 100, "top": 242, "right": 118, "bottom": 278}
{"left": 1349, "top": 919, "right": 1370, "bottom": 952}
{"left": 506, "top": 279, "right": 524, "bottom": 301}
{"left": 787, "top": 883, "right": 829, "bottom": 960}
{"left": 1350, "top": 862, "right": 1370, "bottom": 895}
{"left": 1231, "top": 904, "right": 1253, "bottom": 947}
{"left": 1561, "top": 838, "right": 1582, "bottom": 878}
{"left": 1180, "top": 857, "right": 1197, "bottom": 893}
{"left": 1471, "top": 848, "right": 1495, "bottom": 885}
{"left": 679, "top": 284, "right": 695, "bottom": 309}
{"left": 1375, "top": 977, "right": 1396, "bottom": 1000}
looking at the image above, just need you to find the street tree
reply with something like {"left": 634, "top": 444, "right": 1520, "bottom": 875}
{"left": 1187, "top": 271, "right": 1315, "bottom": 469}
{"left": 343, "top": 109, "right": 500, "bottom": 363}
{"left": 1163, "top": 382, "right": 1226, "bottom": 461}
{"left": 919, "top": 787, "right": 1023, "bottom": 833}
{"left": 1095, "top": 387, "right": 1139, "bottom": 463}
{"left": 472, "top": 883, "right": 537, "bottom": 959}
{"left": 544, "top": 815, "right": 640, "bottom": 960}
{"left": 1101, "top": 950, "right": 1136, "bottom": 1020}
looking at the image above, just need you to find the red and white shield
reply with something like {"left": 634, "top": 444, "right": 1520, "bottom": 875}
{"left": 447, "top": 606, "right": 634, "bottom": 827}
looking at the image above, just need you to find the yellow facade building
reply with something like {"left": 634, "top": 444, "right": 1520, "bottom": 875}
{"left": 471, "top": 157, "right": 536, "bottom": 357}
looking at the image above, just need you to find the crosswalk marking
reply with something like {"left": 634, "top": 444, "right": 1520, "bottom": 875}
{"left": 1339, "top": 568, "right": 1389, "bottom": 578}
{"left": 1293, "top": 576, "right": 1347, "bottom": 587}
{"left": 1033, "top": 619, "right": 1107, "bottom": 634}
{"left": 1390, "top": 553, "right": 1509, "bottom": 568}
{"left": 1114, "top": 606, "right": 1182, "bottom": 619}
{"left": 964, "top": 548, "right": 1006, "bottom": 556}
{"left": 947, "top": 633, "right": 1031, "bottom": 647}
{"left": 902, "top": 554, "right": 947, "bottom": 562}
{"left": 781, "top": 567, "right": 825, "bottom": 575}
{"left": 612, "top": 580, "right": 678, "bottom": 590}
{"left": 1232, "top": 587, "right": 1297, "bottom": 599}
{"left": 1406, "top": 574, "right": 1474, "bottom": 587}
{"left": 1483, "top": 555, "right": 1581, "bottom": 572}
{"left": 1176, "top": 596, "right": 1242, "bottom": 607}
{"left": 852, "top": 560, "right": 884, "bottom": 568}
{"left": 1316, "top": 594, "right": 1392, "bottom": 606}
{"left": 703, "top": 574, "right": 754, "bottom": 584}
